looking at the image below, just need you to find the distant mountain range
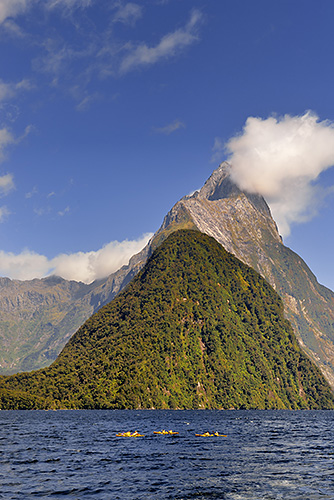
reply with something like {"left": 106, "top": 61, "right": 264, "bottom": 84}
{"left": 1, "top": 231, "right": 333, "bottom": 410}
{"left": 1, "top": 162, "right": 334, "bottom": 390}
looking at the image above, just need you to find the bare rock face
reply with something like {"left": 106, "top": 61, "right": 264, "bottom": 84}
{"left": 1, "top": 162, "right": 334, "bottom": 388}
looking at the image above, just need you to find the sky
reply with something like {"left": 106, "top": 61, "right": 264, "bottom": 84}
{"left": 1, "top": 0, "right": 334, "bottom": 289}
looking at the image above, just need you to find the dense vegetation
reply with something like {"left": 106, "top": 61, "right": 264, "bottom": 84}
{"left": 1, "top": 230, "right": 333, "bottom": 410}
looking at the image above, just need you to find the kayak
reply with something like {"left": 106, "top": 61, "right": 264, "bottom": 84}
{"left": 195, "top": 432, "right": 227, "bottom": 437}
{"left": 116, "top": 431, "right": 145, "bottom": 437}
{"left": 153, "top": 430, "right": 179, "bottom": 435}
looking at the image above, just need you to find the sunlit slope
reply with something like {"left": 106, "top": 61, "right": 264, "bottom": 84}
{"left": 0, "top": 276, "right": 93, "bottom": 374}
{"left": 154, "top": 163, "right": 334, "bottom": 387}
{"left": 1, "top": 230, "right": 333, "bottom": 410}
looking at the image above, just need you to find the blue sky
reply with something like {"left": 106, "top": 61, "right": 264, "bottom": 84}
{"left": 1, "top": 0, "right": 334, "bottom": 289}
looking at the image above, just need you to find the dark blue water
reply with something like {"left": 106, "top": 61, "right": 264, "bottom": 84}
{"left": 1, "top": 410, "right": 334, "bottom": 499}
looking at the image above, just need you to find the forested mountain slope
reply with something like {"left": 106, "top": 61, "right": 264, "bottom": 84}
{"left": 153, "top": 163, "right": 334, "bottom": 387}
{"left": 1, "top": 231, "right": 333, "bottom": 410}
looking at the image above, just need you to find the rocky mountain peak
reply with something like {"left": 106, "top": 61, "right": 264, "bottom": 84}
{"left": 197, "top": 161, "right": 233, "bottom": 199}
{"left": 187, "top": 162, "right": 272, "bottom": 220}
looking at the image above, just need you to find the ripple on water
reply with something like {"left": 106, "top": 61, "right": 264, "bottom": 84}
{"left": 1, "top": 410, "right": 334, "bottom": 499}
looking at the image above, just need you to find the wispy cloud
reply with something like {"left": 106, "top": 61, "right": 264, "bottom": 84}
{"left": 25, "top": 186, "right": 38, "bottom": 199}
{"left": 34, "top": 38, "right": 93, "bottom": 80}
{"left": 46, "top": 0, "right": 93, "bottom": 11}
{"left": 75, "top": 92, "right": 99, "bottom": 111}
{"left": 0, "top": 125, "right": 33, "bottom": 163}
{"left": 225, "top": 111, "right": 334, "bottom": 237}
{"left": 58, "top": 205, "right": 70, "bottom": 216}
{"left": 112, "top": 2, "right": 142, "bottom": 25}
{"left": 0, "top": 173, "right": 15, "bottom": 196}
{"left": 0, "top": 78, "right": 32, "bottom": 103}
{"left": 34, "top": 207, "right": 51, "bottom": 216}
{"left": 0, "top": 0, "right": 95, "bottom": 25}
{"left": 119, "top": 9, "right": 203, "bottom": 73}
{"left": 153, "top": 119, "right": 185, "bottom": 135}
{"left": 0, "top": 205, "right": 10, "bottom": 222}
{"left": 0, "top": 232, "right": 153, "bottom": 282}
{"left": 0, "top": 128, "right": 15, "bottom": 161}
{"left": 0, "top": 0, "right": 32, "bottom": 24}
{"left": 1, "top": 2, "right": 203, "bottom": 111}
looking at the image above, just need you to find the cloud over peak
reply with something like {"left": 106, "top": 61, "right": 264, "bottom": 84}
{"left": 225, "top": 111, "right": 334, "bottom": 237}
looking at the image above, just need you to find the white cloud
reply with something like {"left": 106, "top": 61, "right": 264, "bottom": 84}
{"left": 0, "top": 81, "right": 16, "bottom": 102}
{"left": 58, "top": 205, "right": 70, "bottom": 216}
{"left": 0, "top": 125, "right": 32, "bottom": 164}
{"left": 153, "top": 119, "right": 185, "bottom": 135}
{"left": 0, "top": 205, "right": 10, "bottom": 222}
{"left": 113, "top": 2, "right": 142, "bottom": 25}
{"left": 0, "top": 173, "right": 14, "bottom": 196}
{"left": 0, "top": 233, "right": 153, "bottom": 282}
{"left": 0, "top": 0, "right": 93, "bottom": 24}
{"left": 25, "top": 186, "right": 38, "bottom": 199}
{"left": 225, "top": 111, "right": 334, "bottom": 237}
{"left": 46, "top": 0, "right": 93, "bottom": 10}
{"left": 75, "top": 92, "right": 99, "bottom": 111}
{"left": 34, "top": 207, "right": 51, "bottom": 216}
{"left": 0, "top": 128, "right": 15, "bottom": 161}
{"left": 120, "top": 9, "right": 202, "bottom": 73}
{"left": 0, "top": 249, "right": 49, "bottom": 281}
{"left": 0, "top": 0, "right": 31, "bottom": 23}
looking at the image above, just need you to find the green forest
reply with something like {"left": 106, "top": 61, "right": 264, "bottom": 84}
{"left": 1, "top": 230, "right": 333, "bottom": 410}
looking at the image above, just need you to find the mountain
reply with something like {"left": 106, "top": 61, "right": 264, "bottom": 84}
{"left": 0, "top": 248, "right": 149, "bottom": 375}
{"left": 1, "top": 230, "right": 333, "bottom": 410}
{"left": 154, "top": 163, "right": 334, "bottom": 387}
{"left": 1, "top": 162, "right": 334, "bottom": 389}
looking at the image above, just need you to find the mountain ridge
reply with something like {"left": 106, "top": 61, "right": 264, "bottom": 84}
{"left": 1, "top": 230, "right": 333, "bottom": 410}
{"left": 1, "top": 162, "right": 334, "bottom": 388}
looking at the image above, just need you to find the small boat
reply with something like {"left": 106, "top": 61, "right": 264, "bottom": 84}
{"left": 116, "top": 431, "right": 145, "bottom": 437}
{"left": 153, "top": 429, "right": 179, "bottom": 435}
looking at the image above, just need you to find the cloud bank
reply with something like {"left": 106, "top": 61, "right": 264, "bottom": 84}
{"left": 0, "top": 233, "right": 153, "bottom": 282}
{"left": 225, "top": 112, "right": 334, "bottom": 237}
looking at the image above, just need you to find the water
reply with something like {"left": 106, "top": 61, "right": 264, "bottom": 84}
{"left": 1, "top": 410, "right": 334, "bottom": 499}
